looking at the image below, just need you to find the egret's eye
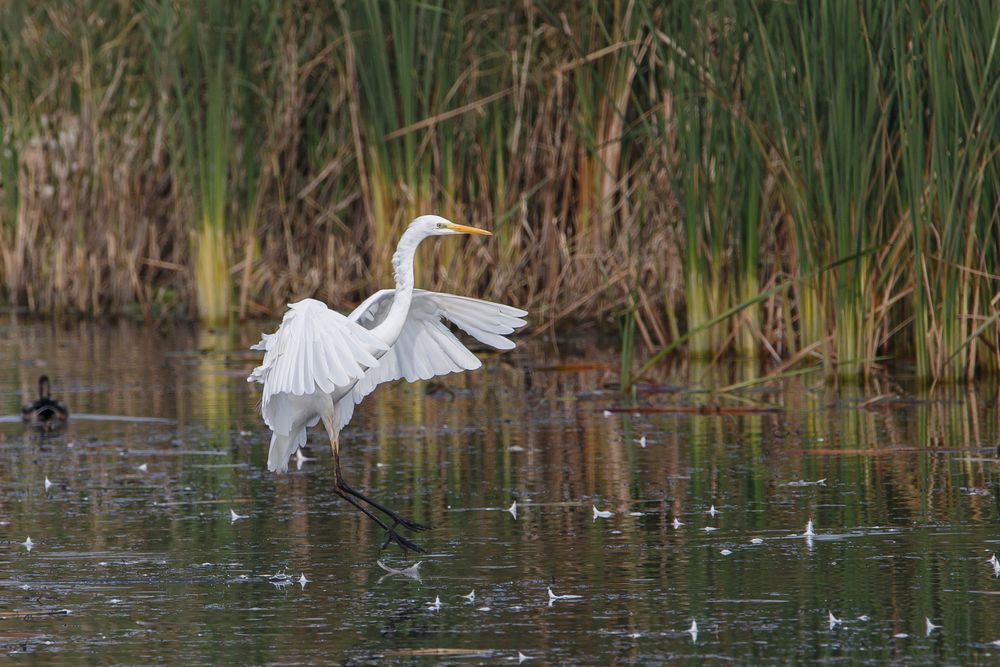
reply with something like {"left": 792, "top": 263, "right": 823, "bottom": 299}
{"left": 436, "top": 222, "right": 446, "bottom": 229}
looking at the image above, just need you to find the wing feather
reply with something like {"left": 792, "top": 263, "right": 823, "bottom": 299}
{"left": 251, "top": 285, "right": 525, "bottom": 468}
{"left": 416, "top": 290, "right": 527, "bottom": 349}
{"left": 436, "top": 323, "right": 481, "bottom": 370}
{"left": 334, "top": 290, "right": 527, "bottom": 431}
{"left": 247, "top": 298, "right": 388, "bottom": 430}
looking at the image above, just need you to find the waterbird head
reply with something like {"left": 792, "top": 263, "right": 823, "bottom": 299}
{"left": 410, "top": 214, "right": 492, "bottom": 238}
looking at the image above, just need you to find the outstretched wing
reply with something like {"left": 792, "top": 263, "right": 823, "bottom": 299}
{"left": 336, "top": 289, "right": 527, "bottom": 428}
{"left": 247, "top": 298, "right": 388, "bottom": 432}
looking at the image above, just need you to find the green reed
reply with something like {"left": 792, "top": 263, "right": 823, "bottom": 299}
{"left": 1, "top": 1, "right": 998, "bottom": 383}
{"left": 166, "top": 2, "right": 241, "bottom": 323}
{"left": 892, "top": 2, "right": 1000, "bottom": 381}
{"left": 346, "top": 0, "right": 451, "bottom": 280}
{"left": 922, "top": 3, "right": 1000, "bottom": 381}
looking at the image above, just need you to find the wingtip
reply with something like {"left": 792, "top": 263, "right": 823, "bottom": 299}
{"left": 247, "top": 366, "right": 267, "bottom": 384}
{"left": 250, "top": 332, "right": 272, "bottom": 351}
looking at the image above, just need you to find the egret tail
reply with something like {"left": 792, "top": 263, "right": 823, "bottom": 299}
{"left": 267, "top": 427, "right": 307, "bottom": 473}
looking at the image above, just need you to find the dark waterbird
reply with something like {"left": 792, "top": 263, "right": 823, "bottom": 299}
{"left": 22, "top": 375, "right": 69, "bottom": 427}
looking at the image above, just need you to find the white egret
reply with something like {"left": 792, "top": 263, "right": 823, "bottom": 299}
{"left": 248, "top": 215, "right": 527, "bottom": 552}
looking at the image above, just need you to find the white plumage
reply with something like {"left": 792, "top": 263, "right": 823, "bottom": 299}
{"left": 247, "top": 298, "right": 389, "bottom": 472}
{"left": 342, "top": 289, "right": 526, "bottom": 428}
{"left": 247, "top": 215, "right": 526, "bottom": 552}
{"left": 249, "top": 298, "right": 387, "bottom": 410}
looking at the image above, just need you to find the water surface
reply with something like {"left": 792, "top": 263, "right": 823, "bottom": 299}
{"left": 1, "top": 320, "right": 999, "bottom": 664}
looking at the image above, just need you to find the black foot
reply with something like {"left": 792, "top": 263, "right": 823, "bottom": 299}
{"left": 390, "top": 514, "right": 432, "bottom": 533}
{"left": 381, "top": 524, "right": 426, "bottom": 554}
{"left": 337, "top": 481, "right": 432, "bottom": 532}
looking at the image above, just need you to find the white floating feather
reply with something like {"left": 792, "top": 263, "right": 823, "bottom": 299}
{"left": 593, "top": 506, "right": 613, "bottom": 520}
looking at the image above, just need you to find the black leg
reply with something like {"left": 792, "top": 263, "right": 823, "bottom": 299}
{"left": 335, "top": 489, "right": 425, "bottom": 554}
{"left": 332, "top": 446, "right": 431, "bottom": 532}
{"left": 328, "top": 441, "right": 428, "bottom": 552}
{"left": 336, "top": 478, "right": 431, "bottom": 532}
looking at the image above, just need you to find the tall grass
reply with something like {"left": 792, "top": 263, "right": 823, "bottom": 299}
{"left": 346, "top": 0, "right": 460, "bottom": 283}
{"left": 894, "top": 2, "right": 1000, "bottom": 381}
{"left": 0, "top": 1, "right": 998, "bottom": 383}
{"left": 752, "top": 2, "right": 892, "bottom": 379}
{"left": 167, "top": 2, "right": 253, "bottom": 324}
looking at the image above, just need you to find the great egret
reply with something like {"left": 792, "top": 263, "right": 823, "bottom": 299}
{"left": 248, "top": 215, "right": 527, "bottom": 551}
{"left": 22, "top": 375, "right": 69, "bottom": 426}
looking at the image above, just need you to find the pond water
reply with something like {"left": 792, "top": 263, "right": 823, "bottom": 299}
{"left": 1, "top": 320, "right": 999, "bottom": 664}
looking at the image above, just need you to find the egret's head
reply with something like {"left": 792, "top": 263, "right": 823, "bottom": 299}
{"left": 410, "top": 215, "right": 492, "bottom": 237}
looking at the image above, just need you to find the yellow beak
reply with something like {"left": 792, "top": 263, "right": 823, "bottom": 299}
{"left": 447, "top": 222, "right": 492, "bottom": 236}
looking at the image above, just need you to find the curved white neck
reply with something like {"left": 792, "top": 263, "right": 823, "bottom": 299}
{"left": 370, "top": 225, "right": 426, "bottom": 346}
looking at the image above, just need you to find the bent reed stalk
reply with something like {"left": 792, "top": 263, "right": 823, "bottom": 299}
{"left": 0, "top": 1, "right": 998, "bottom": 383}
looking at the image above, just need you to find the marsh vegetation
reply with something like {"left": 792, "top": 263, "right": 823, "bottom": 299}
{"left": 1, "top": 1, "right": 998, "bottom": 383}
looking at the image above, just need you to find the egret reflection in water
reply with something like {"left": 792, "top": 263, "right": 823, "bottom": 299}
{"left": 376, "top": 560, "right": 423, "bottom": 583}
